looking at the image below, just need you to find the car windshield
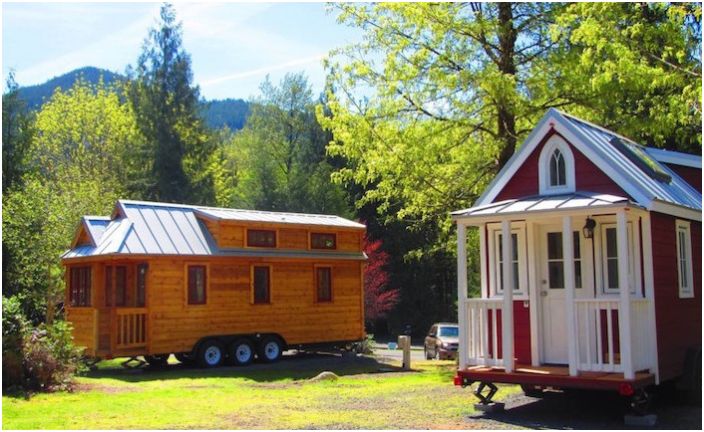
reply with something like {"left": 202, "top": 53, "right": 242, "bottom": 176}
{"left": 438, "top": 326, "right": 458, "bottom": 337}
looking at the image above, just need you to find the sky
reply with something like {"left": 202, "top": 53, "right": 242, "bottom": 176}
{"left": 1, "top": 2, "right": 364, "bottom": 100}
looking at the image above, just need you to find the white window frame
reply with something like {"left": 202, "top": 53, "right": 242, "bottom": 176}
{"left": 676, "top": 220, "right": 694, "bottom": 299}
{"left": 487, "top": 223, "right": 528, "bottom": 299}
{"left": 538, "top": 135, "right": 576, "bottom": 195}
{"left": 596, "top": 222, "right": 640, "bottom": 296}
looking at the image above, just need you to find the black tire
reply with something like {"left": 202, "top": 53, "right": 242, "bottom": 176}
{"left": 144, "top": 354, "right": 169, "bottom": 367}
{"left": 197, "top": 339, "right": 225, "bottom": 368}
{"left": 175, "top": 352, "right": 195, "bottom": 365}
{"left": 227, "top": 338, "right": 255, "bottom": 366}
{"left": 257, "top": 335, "right": 283, "bottom": 363}
{"left": 424, "top": 347, "right": 431, "bottom": 360}
{"left": 521, "top": 384, "right": 545, "bottom": 398}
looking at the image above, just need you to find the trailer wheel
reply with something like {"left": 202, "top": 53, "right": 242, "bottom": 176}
{"left": 228, "top": 339, "right": 255, "bottom": 366}
{"left": 144, "top": 354, "right": 169, "bottom": 367}
{"left": 258, "top": 336, "right": 283, "bottom": 363}
{"left": 197, "top": 339, "right": 225, "bottom": 368}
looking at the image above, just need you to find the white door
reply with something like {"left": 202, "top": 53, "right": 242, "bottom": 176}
{"left": 539, "top": 225, "right": 587, "bottom": 364}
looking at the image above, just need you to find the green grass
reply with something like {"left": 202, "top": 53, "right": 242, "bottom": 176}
{"left": 2, "top": 355, "right": 520, "bottom": 429}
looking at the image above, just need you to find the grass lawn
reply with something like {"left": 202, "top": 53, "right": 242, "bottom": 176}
{"left": 2, "top": 354, "right": 520, "bottom": 429}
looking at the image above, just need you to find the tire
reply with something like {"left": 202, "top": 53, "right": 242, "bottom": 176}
{"left": 521, "top": 384, "right": 545, "bottom": 398}
{"left": 257, "top": 336, "right": 283, "bottom": 363}
{"left": 227, "top": 338, "right": 255, "bottom": 366}
{"left": 144, "top": 354, "right": 169, "bottom": 367}
{"left": 424, "top": 347, "right": 432, "bottom": 360}
{"left": 197, "top": 339, "right": 225, "bottom": 368}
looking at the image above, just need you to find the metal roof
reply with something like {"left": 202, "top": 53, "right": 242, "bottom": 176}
{"left": 193, "top": 207, "right": 365, "bottom": 229}
{"left": 83, "top": 216, "right": 111, "bottom": 245}
{"left": 62, "top": 200, "right": 366, "bottom": 260}
{"left": 453, "top": 192, "right": 634, "bottom": 220}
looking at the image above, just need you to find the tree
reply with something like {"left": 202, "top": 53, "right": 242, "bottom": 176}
{"left": 227, "top": 73, "right": 352, "bottom": 215}
{"left": 362, "top": 235, "right": 399, "bottom": 330}
{"left": 2, "top": 71, "right": 34, "bottom": 193}
{"left": 128, "top": 3, "right": 215, "bottom": 204}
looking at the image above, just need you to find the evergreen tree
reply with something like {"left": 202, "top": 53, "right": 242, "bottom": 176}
{"left": 2, "top": 71, "right": 34, "bottom": 193}
{"left": 128, "top": 3, "right": 215, "bottom": 204}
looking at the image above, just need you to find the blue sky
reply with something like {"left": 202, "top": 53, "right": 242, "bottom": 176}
{"left": 2, "top": 2, "right": 363, "bottom": 100}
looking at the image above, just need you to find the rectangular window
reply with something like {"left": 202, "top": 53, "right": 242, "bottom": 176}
{"left": 311, "top": 233, "right": 336, "bottom": 250}
{"left": 546, "top": 231, "right": 582, "bottom": 289}
{"left": 188, "top": 265, "right": 207, "bottom": 305}
{"left": 600, "top": 223, "right": 636, "bottom": 294}
{"left": 70, "top": 266, "right": 91, "bottom": 307}
{"left": 136, "top": 263, "right": 148, "bottom": 307}
{"left": 253, "top": 266, "right": 271, "bottom": 304}
{"left": 105, "top": 266, "right": 127, "bottom": 306}
{"left": 676, "top": 221, "right": 694, "bottom": 298}
{"left": 105, "top": 266, "right": 112, "bottom": 307}
{"left": 316, "top": 267, "right": 332, "bottom": 302}
{"left": 489, "top": 226, "right": 528, "bottom": 297}
{"left": 247, "top": 229, "right": 276, "bottom": 248}
{"left": 498, "top": 232, "right": 520, "bottom": 293}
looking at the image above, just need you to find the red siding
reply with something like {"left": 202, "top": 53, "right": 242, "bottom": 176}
{"left": 665, "top": 164, "right": 701, "bottom": 193}
{"left": 489, "top": 301, "right": 532, "bottom": 365}
{"left": 495, "top": 131, "right": 630, "bottom": 201}
{"left": 651, "top": 212, "right": 702, "bottom": 382}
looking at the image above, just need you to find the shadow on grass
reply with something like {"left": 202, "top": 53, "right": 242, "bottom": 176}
{"left": 84, "top": 352, "right": 409, "bottom": 384}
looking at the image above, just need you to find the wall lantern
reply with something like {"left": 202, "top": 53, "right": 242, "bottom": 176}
{"left": 583, "top": 217, "right": 596, "bottom": 239}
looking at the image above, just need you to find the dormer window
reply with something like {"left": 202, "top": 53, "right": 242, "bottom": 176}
{"left": 539, "top": 135, "right": 575, "bottom": 195}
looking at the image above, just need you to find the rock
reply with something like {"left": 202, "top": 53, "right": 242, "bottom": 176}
{"left": 310, "top": 371, "right": 339, "bottom": 382}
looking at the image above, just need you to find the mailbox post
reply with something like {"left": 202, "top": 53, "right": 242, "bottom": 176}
{"left": 398, "top": 335, "right": 411, "bottom": 370}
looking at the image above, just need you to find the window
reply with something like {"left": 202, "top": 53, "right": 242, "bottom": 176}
{"left": 311, "top": 233, "right": 336, "bottom": 250}
{"left": 438, "top": 326, "right": 459, "bottom": 337}
{"left": 247, "top": 229, "right": 276, "bottom": 248}
{"left": 253, "top": 266, "right": 271, "bottom": 304}
{"left": 136, "top": 264, "right": 148, "bottom": 307}
{"left": 104, "top": 266, "right": 126, "bottom": 307}
{"left": 488, "top": 225, "right": 527, "bottom": 297}
{"left": 676, "top": 220, "right": 694, "bottom": 298}
{"left": 187, "top": 265, "right": 207, "bottom": 305}
{"left": 546, "top": 231, "right": 582, "bottom": 289}
{"left": 549, "top": 149, "right": 566, "bottom": 187}
{"left": 70, "top": 266, "right": 91, "bottom": 307}
{"left": 600, "top": 223, "right": 636, "bottom": 294}
{"left": 538, "top": 135, "right": 575, "bottom": 195}
{"left": 316, "top": 267, "right": 332, "bottom": 302}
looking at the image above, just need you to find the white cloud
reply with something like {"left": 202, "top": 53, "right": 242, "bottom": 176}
{"left": 201, "top": 53, "right": 326, "bottom": 87}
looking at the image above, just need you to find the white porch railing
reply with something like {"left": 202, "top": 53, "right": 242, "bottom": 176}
{"left": 465, "top": 298, "right": 503, "bottom": 366}
{"left": 630, "top": 298, "right": 652, "bottom": 372}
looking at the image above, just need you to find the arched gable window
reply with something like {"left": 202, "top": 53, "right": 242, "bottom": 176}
{"left": 539, "top": 135, "right": 575, "bottom": 195}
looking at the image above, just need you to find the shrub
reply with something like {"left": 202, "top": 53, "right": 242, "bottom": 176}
{"left": 2, "top": 296, "right": 85, "bottom": 392}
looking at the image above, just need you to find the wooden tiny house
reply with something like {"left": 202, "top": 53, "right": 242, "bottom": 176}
{"left": 452, "top": 109, "right": 701, "bottom": 405}
{"left": 62, "top": 200, "right": 366, "bottom": 367}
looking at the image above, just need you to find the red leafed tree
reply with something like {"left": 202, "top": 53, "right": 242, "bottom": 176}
{"left": 363, "top": 234, "right": 399, "bottom": 325}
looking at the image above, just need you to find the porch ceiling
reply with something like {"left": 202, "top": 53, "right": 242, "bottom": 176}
{"left": 452, "top": 191, "right": 642, "bottom": 223}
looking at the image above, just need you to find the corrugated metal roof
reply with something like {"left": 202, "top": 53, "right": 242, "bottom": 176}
{"left": 62, "top": 200, "right": 366, "bottom": 260}
{"left": 453, "top": 192, "right": 633, "bottom": 220}
{"left": 83, "top": 216, "right": 111, "bottom": 245}
{"left": 557, "top": 110, "right": 701, "bottom": 211}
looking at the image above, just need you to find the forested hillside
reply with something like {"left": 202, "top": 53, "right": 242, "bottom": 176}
{"left": 15, "top": 67, "right": 250, "bottom": 131}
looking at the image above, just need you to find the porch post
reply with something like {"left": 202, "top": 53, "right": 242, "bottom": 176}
{"left": 617, "top": 209, "right": 635, "bottom": 380}
{"left": 501, "top": 220, "right": 514, "bottom": 372}
{"left": 562, "top": 216, "right": 578, "bottom": 376}
{"left": 457, "top": 222, "right": 469, "bottom": 370}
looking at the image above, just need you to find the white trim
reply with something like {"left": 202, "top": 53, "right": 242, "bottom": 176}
{"left": 675, "top": 220, "right": 695, "bottom": 299}
{"left": 597, "top": 221, "right": 640, "bottom": 296}
{"left": 650, "top": 200, "right": 702, "bottom": 222}
{"left": 487, "top": 222, "right": 528, "bottom": 299}
{"left": 640, "top": 214, "right": 660, "bottom": 383}
{"left": 645, "top": 147, "right": 702, "bottom": 169}
{"left": 457, "top": 223, "right": 469, "bottom": 369}
{"left": 479, "top": 224, "right": 488, "bottom": 299}
{"left": 563, "top": 216, "right": 579, "bottom": 376}
{"left": 539, "top": 135, "right": 576, "bottom": 195}
{"left": 501, "top": 220, "right": 515, "bottom": 373}
{"left": 617, "top": 209, "right": 635, "bottom": 380}
{"left": 526, "top": 221, "right": 540, "bottom": 367}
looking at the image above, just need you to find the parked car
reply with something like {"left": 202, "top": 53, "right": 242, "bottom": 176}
{"left": 424, "top": 323, "right": 459, "bottom": 360}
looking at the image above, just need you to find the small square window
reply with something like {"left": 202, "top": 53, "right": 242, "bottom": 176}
{"left": 247, "top": 229, "right": 276, "bottom": 247}
{"left": 311, "top": 233, "right": 336, "bottom": 250}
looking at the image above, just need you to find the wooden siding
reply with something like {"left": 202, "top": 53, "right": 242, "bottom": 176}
{"left": 651, "top": 212, "right": 702, "bottom": 381}
{"left": 665, "top": 163, "right": 701, "bottom": 193}
{"left": 66, "top": 307, "right": 97, "bottom": 355}
{"left": 495, "top": 131, "right": 630, "bottom": 201}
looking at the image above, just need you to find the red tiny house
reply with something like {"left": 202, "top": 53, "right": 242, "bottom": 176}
{"left": 452, "top": 109, "right": 701, "bottom": 406}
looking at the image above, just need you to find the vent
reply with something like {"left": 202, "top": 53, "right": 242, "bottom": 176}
{"left": 610, "top": 137, "right": 671, "bottom": 183}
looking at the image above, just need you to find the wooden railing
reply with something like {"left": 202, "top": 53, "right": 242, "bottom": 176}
{"left": 465, "top": 298, "right": 503, "bottom": 366}
{"left": 115, "top": 308, "right": 147, "bottom": 349}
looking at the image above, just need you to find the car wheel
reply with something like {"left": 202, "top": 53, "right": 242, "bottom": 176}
{"left": 434, "top": 347, "right": 439, "bottom": 360}
{"left": 424, "top": 347, "right": 432, "bottom": 360}
{"left": 228, "top": 338, "right": 255, "bottom": 366}
{"left": 144, "top": 354, "right": 169, "bottom": 367}
{"left": 197, "top": 339, "right": 225, "bottom": 368}
{"left": 257, "top": 336, "right": 283, "bottom": 363}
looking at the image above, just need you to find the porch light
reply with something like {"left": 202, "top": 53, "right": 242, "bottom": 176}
{"left": 583, "top": 217, "right": 596, "bottom": 239}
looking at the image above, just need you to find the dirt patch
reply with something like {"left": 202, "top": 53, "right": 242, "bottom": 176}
{"left": 73, "top": 382, "right": 138, "bottom": 394}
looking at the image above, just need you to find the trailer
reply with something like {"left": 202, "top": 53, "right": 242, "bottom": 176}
{"left": 62, "top": 199, "right": 367, "bottom": 367}
{"left": 451, "top": 109, "right": 701, "bottom": 412}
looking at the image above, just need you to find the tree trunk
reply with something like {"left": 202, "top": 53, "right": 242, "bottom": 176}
{"left": 496, "top": 2, "right": 518, "bottom": 170}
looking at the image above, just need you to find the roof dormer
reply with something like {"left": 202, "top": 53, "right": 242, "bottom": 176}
{"left": 538, "top": 134, "right": 575, "bottom": 195}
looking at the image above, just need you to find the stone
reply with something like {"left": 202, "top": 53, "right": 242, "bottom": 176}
{"left": 309, "top": 371, "right": 339, "bottom": 382}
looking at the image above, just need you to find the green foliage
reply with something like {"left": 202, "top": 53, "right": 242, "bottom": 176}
{"left": 2, "top": 71, "right": 34, "bottom": 193}
{"left": 225, "top": 73, "right": 352, "bottom": 216}
{"left": 127, "top": 3, "right": 216, "bottom": 204}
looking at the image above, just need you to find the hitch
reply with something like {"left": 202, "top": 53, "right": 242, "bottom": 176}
{"left": 474, "top": 381, "right": 499, "bottom": 405}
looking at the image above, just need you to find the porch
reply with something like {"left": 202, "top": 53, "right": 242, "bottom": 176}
{"left": 453, "top": 193, "right": 659, "bottom": 384}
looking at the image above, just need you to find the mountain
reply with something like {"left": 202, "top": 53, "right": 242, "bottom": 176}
{"left": 15, "top": 66, "right": 250, "bottom": 131}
